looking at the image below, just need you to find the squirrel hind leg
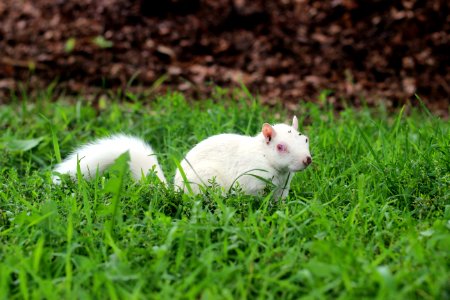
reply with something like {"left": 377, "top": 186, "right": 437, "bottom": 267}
{"left": 52, "top": 174, "right": 62, "bottom": 185}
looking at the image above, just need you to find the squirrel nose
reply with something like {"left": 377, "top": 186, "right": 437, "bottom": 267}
{"left": 303, "top": 156, "right": 312, "bottom": 166}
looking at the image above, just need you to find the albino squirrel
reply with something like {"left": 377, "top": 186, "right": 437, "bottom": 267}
{"left": 53, "top": 116, "right": 312, "bottom": 199}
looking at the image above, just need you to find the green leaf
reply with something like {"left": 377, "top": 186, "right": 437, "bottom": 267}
{"left": 93, "top": 36, "right": 113, "bottom": 49}
{"left": 103, "top": 151, "right": 130, "bottom": 236}
{"left": 3, "top": 137, "right": 44, "bottom": 151}
{"left": 65, "top": 37, "right": 76, "bottom": 53}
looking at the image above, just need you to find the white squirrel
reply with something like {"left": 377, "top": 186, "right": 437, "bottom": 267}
{"left": 53, "top": 116, "right": 312, "bottom": 199}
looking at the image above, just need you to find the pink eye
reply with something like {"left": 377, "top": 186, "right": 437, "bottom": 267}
{"left": 277, "top": 143, "right": 287, "bottom": 152}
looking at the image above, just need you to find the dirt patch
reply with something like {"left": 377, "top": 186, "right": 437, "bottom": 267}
{"left": 0, "top": 0, "right": 448, "bottom": 115}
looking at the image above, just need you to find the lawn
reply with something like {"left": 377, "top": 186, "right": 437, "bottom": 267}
{"left": 0, "top": 89, "right": 449, "bottom": 299}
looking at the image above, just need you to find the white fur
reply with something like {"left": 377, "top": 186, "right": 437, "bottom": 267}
{"left": 53, "top": 117, "right": 311, "bottom": 199}
{"left": 52, "top": 134, "right": 166, "bottom": 184}
{"left": 174, "top": 121, "right": 311, "bottom": 199}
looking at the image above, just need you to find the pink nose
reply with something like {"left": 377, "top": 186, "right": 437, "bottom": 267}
{"left": 303, "top": 156, "right": 312, "bottom": 166}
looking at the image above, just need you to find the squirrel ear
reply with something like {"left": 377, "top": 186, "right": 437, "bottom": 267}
{"left": 262, "top": 123, "right": 275, "bottom": 144}
{"left": 292, "top": 116, "right": 298, "bottom": 130}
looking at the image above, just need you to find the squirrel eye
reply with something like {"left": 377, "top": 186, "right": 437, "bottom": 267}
{"left": 277, "top": 144, "right": 287, "bottom": 152}
{"left": 306, "top": 138, "right": 308, "bottom": 143}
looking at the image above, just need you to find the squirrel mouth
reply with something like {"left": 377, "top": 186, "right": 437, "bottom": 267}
{"left": 291, "top": 163, "right": 310, "bottom": 172}
{"left": 290, "top": 166, "right": 304, "bottom": 172}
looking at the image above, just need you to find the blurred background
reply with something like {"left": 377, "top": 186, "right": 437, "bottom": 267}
{"left": 0, "top": 0, "right": 448, "bottom": 115}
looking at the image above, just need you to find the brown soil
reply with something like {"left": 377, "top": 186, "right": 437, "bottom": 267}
{"left": 0, "top": 0, "right": 448, "bottom": 115}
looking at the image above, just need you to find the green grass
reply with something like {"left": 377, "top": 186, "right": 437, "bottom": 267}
{"left": 0, "top": 89, "right": 449, "bottom": 299}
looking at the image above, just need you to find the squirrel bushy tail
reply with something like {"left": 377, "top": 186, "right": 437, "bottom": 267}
{"left": 52, "top": 134, "right": 166, "bottom": 184}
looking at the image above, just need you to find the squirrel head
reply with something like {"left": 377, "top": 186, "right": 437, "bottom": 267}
{"left": 261, "top": 116, "right": 312, "bottom": 173}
